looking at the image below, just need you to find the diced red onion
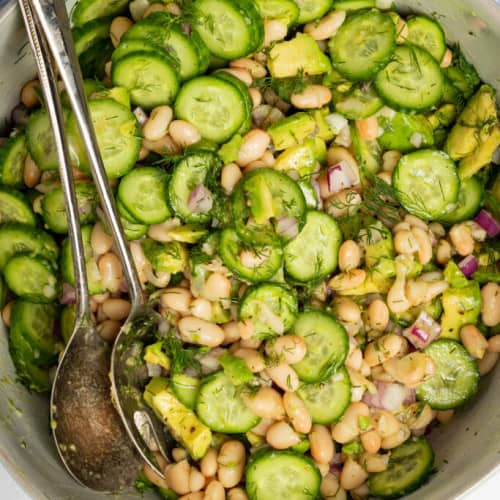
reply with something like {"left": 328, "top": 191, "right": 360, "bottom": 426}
{"left": 60, "top": 283, "right": 76, "bottom": 305}
{"left": 363, "top": 382, "right": 409, "bottom": 411}
{"left": 188, "top": 185, "right": 213, "bottom": 213}
{"left": 181, "top": 22, "right": 192, "bottom": 35}
{"left": 276, "top": 216, "right": 299, "bottom": 239}
{"left": 403, "top": 311, "right": 441, "bottom": 349}
{"left": 403, "top": 388, "right": 417, "bottom": 406}
{"left": 458, "top": 254, "right": 479, "bottom": 278}
{"left": 327, "top": 161, "right": 357, "bottom": 194}
{"left": 133, "top": 107, "right": 148, "bottom": 125}
{"left": 475, "top": 209, "right": 500, "bottom": 237}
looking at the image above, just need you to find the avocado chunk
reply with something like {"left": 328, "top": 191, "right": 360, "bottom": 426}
{"left": 143, "top": 342, "right": 171, "bottom": 371}
{"left": 247, "top": 174, "right": 275, "bottom": 224}
{"left": 144, "top": 377, "right": 212, "bottom": 460}
{"left": 440, "top": 282, "right": 481, "bottom": 340}
{"left": 274, "top": 138, "right": 318, "bottom": 177}
{"left": 268, "top": 112, "right": 317, "bottom": 150}
{"left": 142, "top": 239, "right": 188, "bottom": 274}
{"left": 378, "top": 112, "right": 434, "bottom": 152}
{"left": 268, "top": 33, "right": 332, "bottom": 78}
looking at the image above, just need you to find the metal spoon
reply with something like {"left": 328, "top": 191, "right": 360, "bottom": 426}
{"left": 20, "top": 0, "right": 168, "bottom": 488}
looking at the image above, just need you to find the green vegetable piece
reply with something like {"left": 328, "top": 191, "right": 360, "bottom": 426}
{"left": 142, "top": 239, "right": 188, "bottom": 274}
{"left": 443, "top": 261, "right": 469, "bottom": 289}
{"left": 291, "top": 439, "right": 310, "bottom": 454}
{"left": 440, "top": 282, "right": 481, "bottom": 340}
{"left": 268, "top": 33, "right": 332, "bottom": 79}
{"left": 144, "top": 377, "right": 212, "bottom": 460}
{"left": 268, "top": 113, "right": 317, "bottom": 150}
{"left": 60, "top": 305, "right": 76, "bottom": 344}
{"left": 218, "top": 134, "right": 243, "bottom": 164}
{"left": 310, "top": 109, "right": 335, "bottom": 143}
{"left": 91, "top": 86, "right": 131, "bottom": 108}
{"left": 219, "top": 352, "right": 254, "bottom": 386}
{"left": 171, "top": 373, "right": 201, "bottom": 410}
{"left": 143, "top": 342, "right": 171, "bottom": 371}
{"left": 274, "top": 138, "right": 318, "bottom": 178}
{"left": 378, "top": 112, "right": 435, "bottom": 152}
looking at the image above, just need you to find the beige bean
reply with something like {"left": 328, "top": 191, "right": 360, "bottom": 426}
{"left": 381, "top": 424, "right": 410, "bottom": 449}
{"left": 143, "top": 462, "right": 169, "bottom": 489}
{"left": 179, "top": 493, "right": 203, "bottom": 500}
{"left": 143, "top": 105, "right": 173, "bottom": 141}
{"left": 228, "top": 487, "right": 249, "bottom": 500}
{"left": 328, "top": 269, "right": 366, "bottom": 292}
{"left": 110, "top": 16, "right": 132, "bottom": 47}
{"left": 478, "top": 351, "right": 499, "bottom": 376}
{"left": 251, "top": 417, "right": 275, "bottom": 436}
{"left": 23, "top": 155, "right": 41, "bottom": 188}
{"left": 310, "top": 424, "right": 334, "bottom": 463}
{"left": 404, "top": 215, "right": 428, "bottom": 230}
{"left": 331, "top": 402, "right": 370, "bottom": 443}
{"left": 243, "top": 386, "right": 285, "bottom": 419}
{"left": 265, "top": 362, "right": 299, "bottom": 392}
{"left": 440, "top": 48, "right": 453, "bottom": 68}
{"left": 204, "top": 480, "right": 225, "bottom": 500}
{"left": 237, "top": 129, "right": 271, "bottom": 167}
{"left": 304, "top": 10, "right": 346, "bottom": 40}
{"left": 264, "top": 19, "right": 288, "bottom": 46}
{"left": 221, "top": 163, "right": 243, "bottom": 194}
{"left": 364, "top": 334, "right": 406, "bottom": 367}
{"left": 91, "top": 222, "right": 113, "bottom": 256}
{"left": 233, "top": 348, "right": 265, "bottom": 372}
{"left": 429, "top": 222, "right": 446, "bottom": 238}
{"left": 201, "top": 272, "right": 231, "bottom": 302}
{"left": 101, "top": 298, "right": 131, "bottom": 321}
{"left": 142, "top": 134, "right": 180, "bottom": 155}
{"left": 355, "top": 116, "right": 379, "bottom": 141}
{"left": 340, "top": 457, "right": 368, "bottom": 491}
{"left": 248, "top": 87, "right": 263, "bottom": 108}
{"left": 394, "top": 230, "right": 418, "bottom": 255}
{"left": 291, "top": 84, "right": 332, "bottom": 110}
{"left": 392, "top": 221, "right": 411, "bottom": 234}
{"left": 172, "top": 447, "right": 188, "bottom": 462}
{"left": 409, "top": 403, "right": 434, "bottom": 431}
{"left": 21, "top": 79, "right": 40, "bottom": 108}
{"left": 169, "top": 120, "right": 201, "bottom": 148}
{"left": 237, "top": 319, "right": 255, "bottom": 340}
{"left": 373, "top": 410, "right": 400, "bottom": 439}
{"left": 449, "top": 223, "right": 474, "bottom": 256}
{"left": 97, "top": 319, "right": 121, "bottom": 342}
{"left": 189, "top": 467, "right": 205, "bottom": 492}
{"left": 161, "top": 287, "right": 192, "bottom": 314}
{"left": 345, "top": 348, "right": 363, "bottom": 371}
{"left": 266, "top": 421, "right": 301, "bottom": 449}
{"left": 412, "top": 227, "right": 432, "bottom": 264}
{"left": 201, "top": 448, "right": 218, "bottom": 478}
{"left": 222, "top": 322, "right": 241, "bottom": 345}
{"left": 218, "top": 67, "right": 253, "bottom": 86}
{"left": 338, "top": 240, "right": 362, "bottom": 272}
{"left": 231, "top": 58, "right": 267, "bottom": 79}
{"left": 320, "top": 472, "right": 341, "bottom": 497}
{"left": 189, "top": 297, "right": 212, "bottom": 321}
{"left": 367, "top": 299, "right": 390, "bottom": 331}
{"left": 481, "top": 283, "right": 500, "bottom": 327}
{"left": 383, "top": 352, "right": 429, "bottom": 387}
{"left": 2, "top": 301, "right": 13, "bottom": 327}
{"left": 165, "top": 2, "right": 182, "bottom": 15}
{"left": 178, "top": 317, "right": 224, "bottom": 347}
{"left": 361, "top": 430, "right": 381, "bottom": 454}
{"left": 362, "top": 453, "right": 389, "bottom": 473}
{"left": 377, "top": 171, "right": 392, "bottom": 185}
{"left": 436, "top": 239, "right": 452, "bottom": 265}
{"left": 382, "top": 150, "right": 401, "bottom": 172}
{"left": 265, "top": 335, "right": 307, "bottom": 365}
{"left": 436, "top": 409, "right": 454, "bottom": 424}
{"left": 217, "top": 440, "right": 246, "bottom": 488}
{"left": 460, "top": 324, "right": 489, "bottom": 359}
{"left": 98, "top": 252, "right": 122, "bottom": 293}
{"left": 325, "top": 189, "right": 362, "bottom": 218}
{"left": 283, "top": 392, "right": 312, "bottom": 434}
{"left": 165, "top": 460, "right": 191, "bottom": 495}
{"left": 334, "top": 297, "right": 361, "bottom": 323}
{"left": 488, "top": 335, "right": 500, "bottom": 353}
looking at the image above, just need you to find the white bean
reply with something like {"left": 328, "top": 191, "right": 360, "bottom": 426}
{"left": 481, "top": 283, "right": 500, "bottom": 326}
{"left": 440, "top": 48, "right": 453, "bottom": 68}
{"left": 172, "top": 448, "right": 187, "bottom": 462}
{"left": 367, "top": 299, "right": 390, "bottom": 331}
{"left": 204, "top": 480, "right": 225, "bottom": 500}
{"left": 264, "top": 19, "right": 288, "bottom": 46}
{"left": 310, "top": 424, "right": 334, "bottom": 463}
{"left": 228, "top": 487, "right": 249, "bottom": 500}
{"left": 291, "top": 85, "right": 332, "bottom": 109}
{"left": 355, "top": 116, "right": 379, "bottom": 141}
{"left": 334, "top": 297, "right": 361, "bottom": 323}
{"left": 265, "top": 335, "right": 307, "bottom": 364}
{"left": 143, "top": 462, "right": 169, "bottom": 489}
{"left": 201, "top": 448, "right": 218, "bottom": 477}
{"left": 338, "top": 240, "right": 362, "bottom": 272}
{"left": 230, "top": 58, "right": 267, "bottom": 79}
{"left": 98, "top": 252, "right": 122, "bottom": 293}
{"left": 97, "top": 319, "right": 121, "bottom": 343}
{"left": 248, "top": 87, "right": 263, "bottom": 108}
{"left": 143, "top": 105, "right": 173, "bottom": 141}
{"left": 101, "top": 298, "right": 131, "bottom": 321}
{"left": 189, "top": 466, "right": 206, "bottom": 492}
{"left": 243, "top": 386, "right": 285, "bottom": 419}
{"left": 23, "top": 154, "right": 41, "bottom": 188}
{"left": 265, "top": 362, "right": 300, "bottom": 392}
{"left": 91, "top": 222, "right": 113, "bottom": 256}
{"left": 161, "top": 287, "right": 192, "bottom": 314}
{"left": 364, "top": 334, "right": 406, "bottom": 367}
{"left": 233, "top": 348, "right": 265, "bottom": 372}
{"left": 412, "top": 227, "right": 433, "bottom": 264}
{"left": 2, "top": 301, "right": 13, "bottom": 327}
{"left": 266, "top": 421, "right": 301, "bottom": 449}
{"left": 221, "top": 163, "right": 243, "bottom": 194}
{"left": 328, "top": 269, "right": 366, "bottom": 292}
{"left": 478, "top": 351, "right": 499, "bottom": 376}
{"left": 178, "top": 317, "right": 224, "bottom": 347}
{"left": 169, "top": 120, "right": 201, "bottom": 148}
{"left": 237, "top": 129, "right": 271, "bottom": 167}
{"left": 460, "top": 324, "right": 489, "bottom": 359}
{"left": 487, "top": 335, "right": 500, "bottom": 353}
{"left": 217, "top": 440, "right": 246, "bottom": 488}
{"left": 449, "top": 223, "right": 474, "bottom": 256}
{"left": 304, "top": 10, "right": 346, "bottom": 40}
{"left": 21, "top": 79, "right": 40, "bottom": 108}
{"left": 340, "top": 457, "right": 368, "bottom": 491}
{"left": 218, "top": 68, "right": 253, "bottom": 86}
{"left": 110, "top": 16, "right": 133, "bottom": 47}
{"left": 201, "top": 272, "right": 231, "bottom": 302}
{"left": 283, "top": 391, "right": 312, "bottom": 434}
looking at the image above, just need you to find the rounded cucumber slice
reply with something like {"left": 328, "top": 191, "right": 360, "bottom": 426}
{"left": 72, "top": 16, "right": 111, "bottom": 57}
{"left": 297, "top": 367, "right": 351, "bottom": 424}
{"left": 416, "top": 339, "right": 479, "bottom": 410}
{"left": 72, "top": 0, "right": 129, "bottom": 27}
{"left": 291, "top": 310, "right": 349, "bottom": 383}
{"left": 0, "top": 187, "right": 36, "bottom": 226}
{"left": 111, "top": 51, "right": 180, "bottom": 109}
{"left": 329, "top": 9, "right": 396, "bottom": 81}
{"left": 246, "top": 449, "right": 321, "bottom": 500}
{"left": 284, "top": 211, "right": 342, "bottom": 283}
{"left": 111, "top": 39, "right": 166, "bottom": 63}
{"left": 438, "top": 176, "right": 483, "bottom": 225}
{"left": 4, "top": 255, "right": 59, "bottom": 303}
{"left": 175, "top": 76, "right": 247, "bottom": 143}
{"left": 196, "top": 371, "right": 260, "bottom": 433}
{"left": 239, "top": 283, "right": 298, "bottom": 339}
{"left": 406, "top": 15, "right": 447, "bottom": 62}
{"left": 219, "top": 228, "right": 283, "bottom": 283}
{"left": 375, "top": 45, "right": 444, "bottom": 112}
{"left": 295, "top": 0, "right": 333, "bottom": 24}
{"left": 171, "top": 374, "right": 201, "bottom": 410}
{"left": 368, "top": 437, "right": 434, "bottom": 499}
{"left": 255, "top": 0, "right": 299, "bottom": 26}
{"left": 0, "top": 134, "right": 27, "bottom": 188}
{"left": 67, "top": 98, "right": 141, "bottom": 179}
{"left": 335, "top": 83, "right": 384, "bottom": 120}
{"left": 118, "top": 167, "right": 171, "bottom": 225}
{"left": 393, "top": 149, "right": 459, "bottom": 220}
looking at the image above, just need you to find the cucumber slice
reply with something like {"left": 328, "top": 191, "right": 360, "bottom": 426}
{"left": 111, "top": 39, "right": 165, "bottom": 63}
{"left": 246, "top": 449, "right": 321, "bottom": 500}
{"left": 196, "top": 371, "right": 260, "bottom": 433}
{"left": 393, "top": 149, "right": 459, "bottom": 220}
{"left": 335, "top": 83, "right": 384, "bottom": 120}
{"left": 67, "top": 98, "right": 141, "bottom": 179}
{"left": 219, "top": 228, "right": 283, "bottom": 283}
{"left": 168, "top": 151, "right": 222, "bottom": 224}
{"left": 72, "top": 17, "right": 111, "bottom": 57}
{"left": 232, "top": 168, "right": 306, "bottom": 246}
{"left": 438, "top": 176, "right": 483, "bottom": 225}
{"left": 41, "top": 183, "right": 98, "bottom": 233}
{"left": 175, "top": 76, "right": 248, "bottom": 143}
{"left": 239, "top": 283, "right": 298, "bottom": 339}
{"left": 298, "top": 367, "right": 351, "bottom": 424}
{"left": 72, "top": 0, "right": 129, "bottom": 27}
{"left": 78, "top": 38, "right": 114, "bottom": 80}
{"left": 375, "top": 45, "right": 445, "bottom": 112}
{"left": 333, "top": 0, "right": 375, "bottom": 10}
{"left": 416, "top": 339, "right": 479, "bottom": 410}
{"left": 368, "top": 438, "right": 435, "bottom": 499}
{"left": 406, "top": 16, "right": 447, "bottom": 62}
{"left": 60, "top": 305, "right": 76, "bottom": 344}
{"left": 192, "top": 0, "right": 264, "bottom": 59}
{"left": 0, "top": 187, "right": 36, "bottom": 226}
{"left": 351, "top": 124, "right": 383, "bottom": 174}
{"left": 0, "top": 223, "right": 59, "bottom": 270}
{"left": 329, "top": 9, "right": 396, "bottom": 81}
{"left": 0, "top": 134, "right": 27, "bottom": 188}
{"left": 118, "top": 167, "right": 171, "bottom": 224}
{"left": 121, "top": 217, "right": 149, "bottom": 241}
{"left": 295, "top": 0, "right": 333, "bottom": 24}
{"left": 284, "top": 211, "right": 342, "bottom": 283}
{"left": 4, "top": 255, "right": 60, "bottom": 303}
{"left": 171, "top": 374, "right": 201, "bottom": 410}
{"left": 291, "top": 310, "right": 349, "bottom": 383}
{"left": 111, "top": 51, "right": 180, "bottom": 109}
{"left": 255, "top": 0, "right": 299, "bottom": 26}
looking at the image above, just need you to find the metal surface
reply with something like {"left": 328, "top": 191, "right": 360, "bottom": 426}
{"left": 0, "top": 0, "right": 498, "bottom": 499}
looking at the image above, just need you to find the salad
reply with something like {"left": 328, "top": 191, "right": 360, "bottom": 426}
{"left": 1, "top": 0, "right": 500, "bottom": 499}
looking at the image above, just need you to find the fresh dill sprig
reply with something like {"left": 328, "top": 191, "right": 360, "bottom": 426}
{"left": 255, "top": 68, "right": 310, "bottom": 101}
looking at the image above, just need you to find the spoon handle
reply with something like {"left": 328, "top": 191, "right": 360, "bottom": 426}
{"left": 29, "top": 0, "right": 144, "bottom": 312}
{"left": 17, "top": 0, "right": 90, "bottom": 324}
